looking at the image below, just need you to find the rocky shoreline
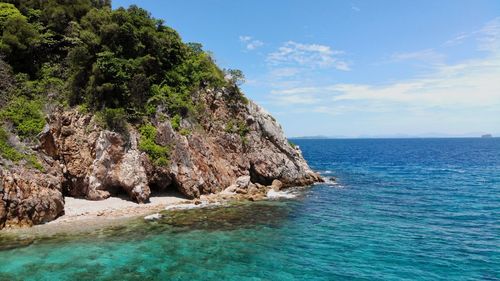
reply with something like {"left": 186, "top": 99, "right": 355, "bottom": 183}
{"left": 1, "top": 178, "right": 300, "bottom": 237}
{"left": 1, "top": 89, "right": 322, "bottom": 230}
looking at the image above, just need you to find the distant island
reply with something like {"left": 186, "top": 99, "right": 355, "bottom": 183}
{"left": 292, "top": 133, "right": 499, "bottom": 139}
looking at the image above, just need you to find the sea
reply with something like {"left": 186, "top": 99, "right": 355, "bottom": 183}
{"left": 0, "top": 138, "right": 499, "bottom": 280}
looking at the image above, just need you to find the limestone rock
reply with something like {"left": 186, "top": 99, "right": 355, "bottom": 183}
{"left": 223, "top": 184, "right": 238, "bottom": 194}
{"left": 271, "top": 179, "right": 283, "bottom": 191}
{"left": 86, "top": 131, "right": 150, "bottom": 203}
{"left": 0, "top": 165, "right": 64, "bottom": 228}
{"left": 235, "top": 175, "right": 251, "bottom": 189}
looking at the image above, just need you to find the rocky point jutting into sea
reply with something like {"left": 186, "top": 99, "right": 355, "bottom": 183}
{"left": 0, "top": 1, "right": 321, "bottom": 230}
{"left": 0, "top": 87, "right": 321, "bottom": 229}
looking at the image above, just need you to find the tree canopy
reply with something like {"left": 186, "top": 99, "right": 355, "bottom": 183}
{"left": 0, "top": 0, "right": 236, "bottom": 119}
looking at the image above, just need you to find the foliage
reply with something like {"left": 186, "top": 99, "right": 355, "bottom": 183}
{"left": 0, "top": 126, "right": 23, "bottom": 161}
{"left": 0, "top": 126, "right": 44, "bottom": 169}
{"left": 147, "top": 85, "right": 194, "bottom": 117}
{"left": 288, "top": 140, "right": 296, "bottom": 149}
{"left": 179, "top": 128, "right": 190, "bottom": 136}
{"left": 95, "top": 107, "right": 128, "bottom": 134}
{"left": 170, "top": 114, "right": 181, "bottom": 131}
{"left": 11, "top": 63, "right": 66, "bottom": 101}
{"left": 0, "top": 4, "right": 39, "bottom": 74}
{"left": 0, "top": 96, "right": 45, "bottom": 139}
{"left": 237, "top": 121, "right": 250, "bottom": 137}
{"left": 0, "top": 1, "right": 234, "bottom": 117}
{"left": 225, "top": 119, "right": 250, "bottom": 142}
{"left": 26, "top": 154, "right": 44, "bottom": 171}
{"left": 0, "top": 58, "right": 15, "bottom": 107}
{"left": 225, "top": 119, "right": 235, "bottom": 133}
{"left": 77, "top": 103, "right": 89, "bottom": 114}
{"left": 224, "top": 68, "right": 245, "bottom": 86}
{"left": 0, "top": 3, "right": 23, "bottom": 30}
{"left": 138, "top": 123, "right": 169, "bottom": 167}
{"left": 0, "top": 0, "right": 249, "bottom": 157}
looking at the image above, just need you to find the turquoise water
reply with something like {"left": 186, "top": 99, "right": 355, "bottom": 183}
{"left": 1, "top": 138, "right": 499, "bottom": 280}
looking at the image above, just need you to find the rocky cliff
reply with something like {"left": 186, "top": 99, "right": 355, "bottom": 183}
{"left": 0, "top": 87, "right": 321, "bottom": 229}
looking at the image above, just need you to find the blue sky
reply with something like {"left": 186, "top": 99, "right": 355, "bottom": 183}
{"left": 113, "top": 0, "right": 500, "bottom": 137}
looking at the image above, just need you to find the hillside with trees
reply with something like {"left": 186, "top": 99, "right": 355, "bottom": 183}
{"left": 0, "top": 0, "right": 320, "bottom": 229}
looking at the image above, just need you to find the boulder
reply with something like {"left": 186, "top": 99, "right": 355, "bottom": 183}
{"left": 271, "top": 179, "right": 283, "bottom": 191}
{"left": 235, "top": 175, "right": 251, "bottom": 189}
{"left": 0, "top": 166, "right": 64, "bottom": 228}
{"left": 223, "top": 184, "right": 238, "bottom": 194}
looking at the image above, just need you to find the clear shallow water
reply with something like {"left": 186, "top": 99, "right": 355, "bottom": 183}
{"left": 1, "top": 138, "right": 499, "bottom": 281}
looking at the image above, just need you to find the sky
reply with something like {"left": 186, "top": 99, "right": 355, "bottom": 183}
{"left": 113, "top": 0, "right": 500, "bottom": 137}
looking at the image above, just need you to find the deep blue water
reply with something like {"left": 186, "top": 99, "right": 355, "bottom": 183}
{"left": 0, "top": 138, "right": 499, "bottom": 280}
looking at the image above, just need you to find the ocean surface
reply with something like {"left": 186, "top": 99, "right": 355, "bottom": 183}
{"left": 1, "top": 138, "right": 499, "bottom": 281}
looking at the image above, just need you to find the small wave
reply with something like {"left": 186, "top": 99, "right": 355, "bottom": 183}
{"left": 266, "top": 189, "right": 297, "bottom": 199}
{"left": 165, "top": 202, "right": 222, "bottom": 211}
{"left": 323, "top": 177, "right": 339, "bottom": 184}
{"left": 323, "top": 178, "right": 336, "bottom": 184}
{"left": 144, "top": 213, "right": 162, "bottom": 221}
{"left": 322, "top": 170, "right": 333, "bottom": 174}
{"left": 316, "top": 177, "right": 345, "bottom": 188}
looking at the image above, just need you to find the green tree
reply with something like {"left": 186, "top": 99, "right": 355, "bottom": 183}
{"left": 0, "top": 3, "right": 23, "bottom": 30}
{"left": 0, "top": 4, "right": 39, "bottom": 74}
{"left": 225, "top": 69, "right": 245, "bottom": 86}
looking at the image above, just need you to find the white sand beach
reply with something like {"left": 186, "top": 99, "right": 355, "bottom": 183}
{"left": 5, "top": 193, "right": 191, "bottom": 235}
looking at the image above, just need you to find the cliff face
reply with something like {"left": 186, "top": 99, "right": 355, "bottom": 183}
{"left": 0, "top": 87, "right": 321, "bottom": 229}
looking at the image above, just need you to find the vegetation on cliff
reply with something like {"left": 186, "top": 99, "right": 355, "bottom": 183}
{"left": 0, "top": 0, "right": 245, "bottom": 163}
{"left": 0, "top": 1, "right": 321, "bottom": 230}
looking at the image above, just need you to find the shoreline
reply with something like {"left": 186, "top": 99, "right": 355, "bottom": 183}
{"left": 0, "top": 190, "right": 274, "bottom": 236}
{"left": 2, "top": 193, "right": 192, "bottom": 236}
{"left": 1, "top": 181, "right": 317, "bottom": 237}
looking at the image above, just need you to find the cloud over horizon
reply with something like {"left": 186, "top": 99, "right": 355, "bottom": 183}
{"left": 263, "top": 17, "right": 500, "bottom": 136}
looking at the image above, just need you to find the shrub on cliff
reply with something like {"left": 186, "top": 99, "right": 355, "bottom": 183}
{"left": 138, "top": 123, "right": 169, "bottom": 166}
{"left": 225, "top": 119, "right": 250, "bottom": 145}
{"left": 0, "top": 96, "right": 45, "bottom": 140}
{"left": 0, "top": 126, "right": 23, "bottom": 161}
{"left": 95, "top": 107, "right": 128, "bottom": 136}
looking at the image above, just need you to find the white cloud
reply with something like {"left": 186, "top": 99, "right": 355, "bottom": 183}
{"left": 267, "top": 41, "right": 350, "bottom": 70}
{"left": 269, "top": 67, "right": 301, "bottom": 78}
{"left": 443, "top": 17, "right": 500, "bottom": 51}
{"left": 239, "top": 36, "right": 252, "bottom": 42}
{"left": 271, "top": 94, "right": 319, "bottom": 105}
{"left": 478, "top": 17, "right": 500, "bottom": 52}
{"left": 271, "top": 87, "right": 318, "bottom": 95}
{"left": 443, "top": 32, "right": 470, "bottom": 47}
{"left": 351, "top": 6, "right": 360, "bottom": 12}
{"left": 239, "top": 35, "right": 264, "bottom": 50}
{"left": 268, "top": 16, "right": 500, "bottom": 117}
{"left": 391, "top": 49, "right": 445, "bottom": 63}
{"left": 270, "top": 54, "right": 500, "bottom": 115}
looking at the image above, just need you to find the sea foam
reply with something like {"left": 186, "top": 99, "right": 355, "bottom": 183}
{"left": 266, "top": 189, "right": 298, "bottom": 199}
{"left": 165, "top": 202, "right": 222, "bottom": 211}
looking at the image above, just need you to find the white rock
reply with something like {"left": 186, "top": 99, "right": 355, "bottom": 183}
{"left": 235, "top": 175, "right": 251, "bottom": 189}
